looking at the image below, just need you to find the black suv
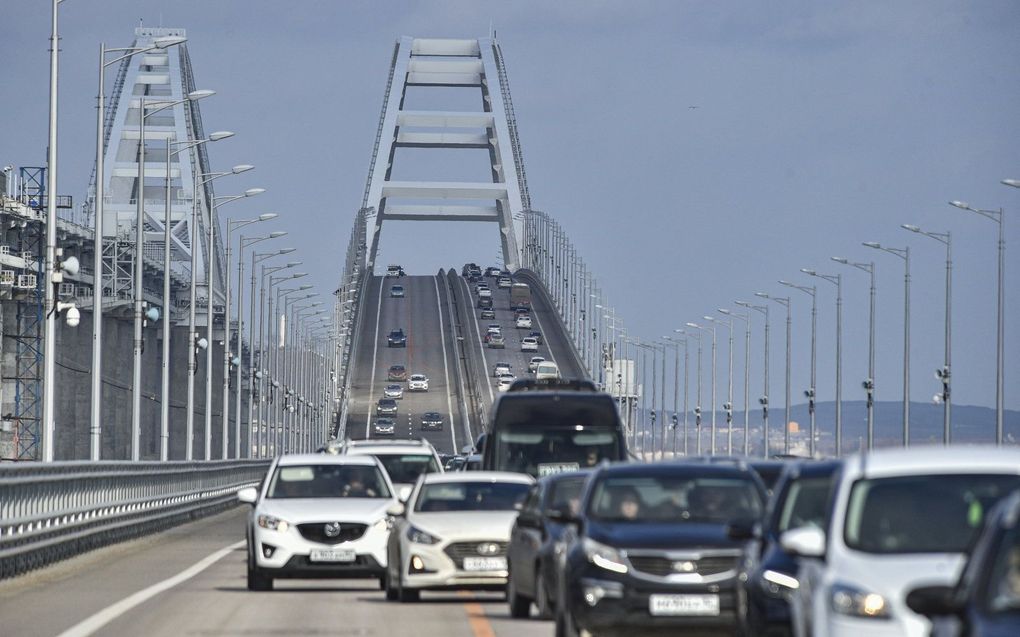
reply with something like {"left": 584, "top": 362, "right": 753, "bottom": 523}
{"left": 387, "top": 328, "right": 407, "bottom": 347}
{"left": 553, "top": 462, "right": 766, "bottom": 637}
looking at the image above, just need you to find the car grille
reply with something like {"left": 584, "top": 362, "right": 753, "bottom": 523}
{"left": 297, "top": 522, "right": 368, "bottom": 545}
{"left": 627, "top": 553, "right": 740, "bottom": 578}
{"left": 443, "top": 541, "right": 508, "bottom": 569}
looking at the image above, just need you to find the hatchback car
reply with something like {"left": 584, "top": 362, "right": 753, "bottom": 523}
{"left": 238, "top": 454, "right": 397, "bottom": 591}
{"left": 488, "top": 334, "right": 506, "bottom": 349}
{"left": 480, "top": 309, "right": 496, "bottom": 320}
{"left": 521, "top": 337, "right": 539, "bottom": 352}
{"left": 338, "top": 439, "right": 445, "bottom": 502}
{"left": 376, "top": 398, "right": 398, "bottom": 415}
{"left": 516, "top": 315, "right": 533, "bottom": 329}
{"left": 390, "top": 285, "right": 405, "bottom": 298}
{"left": 387, "top": 365, "right": 407, "bottom": 381}
{"left": 528, "top": 356, "right": 545, "bottom": 373}
{"left": 373, "top": 418, "right": 396, "bottom": 436}
{"left": 493, "top": 362, "right": 512, "bottom": 377}
{"left": 407, "top": 374, "right": 429, "bottom": 392}
{"left": 385, "top": 472, "right": 534, "bottom": 602}
{"left": 420, "top": 412, "right": 444, "bottom": 431}
{"left": 387, "top": 329, "right": 407, "bottom": 347}
{"left": 384, "top": 384, "right": 404, "bottom": 400}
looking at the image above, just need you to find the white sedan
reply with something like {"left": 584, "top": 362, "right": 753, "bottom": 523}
{"left": 407, "top": 374, "right": 429, "bottom": 392}
{"left": 515, "top": 315, "right": 532, "bottom": 329}
{"left": 384, "top": 472, "right": 534, "bottom": 602}
{"left": 520, "top": 337, "right": 539, "bottom": 352}
{"left": 496, "top": 374, "right": 516, "bottom": 392}
{"left": 238, "top": 454, "right": 398, "bottom": 591}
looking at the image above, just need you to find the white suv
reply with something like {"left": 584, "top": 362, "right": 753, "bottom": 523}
{"left": 407, "top": 374, "right": 429, "bottom": 392}
{"left": 782, "top": 446, "right": 1020, "bottom": 637}
{"left": 339, "top": 439, "right": 445, "bottom": 501}
{"left": 238, "top": 454, "right": 398, "bottom": 591}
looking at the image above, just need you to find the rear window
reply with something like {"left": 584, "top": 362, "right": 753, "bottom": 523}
{"left": 374, "top": 453, "right": 441, "bottom": 484}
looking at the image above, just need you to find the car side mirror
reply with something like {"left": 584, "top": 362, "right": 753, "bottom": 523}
{"left": 726, "top": 519, "right": 758, "bottom": 541}
{"left": 516, "top": 509, "right": 541, "bottom": 528}
{"left": 387, "top": 502, "right": 406, "bottom": 517}
{"left": 398, "top": 485, "right": 413, "bottom": 503}
{"left": 905, "top": 585, "right": 962, "bottom": 618}
{"left": 779, "top": 526, "right": 826, "bottom": 558}
{"left": 237, "top": 486, "right": 258, "bottom": 505}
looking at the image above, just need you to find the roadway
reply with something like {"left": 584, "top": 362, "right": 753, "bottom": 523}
{"left": 345, "top": 273, "right": 468, "bottom": 456}
{"left": 0, "top": 507, "right": 551, "bottom": 637}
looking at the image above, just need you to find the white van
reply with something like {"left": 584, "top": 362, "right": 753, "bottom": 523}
{"left": 534, "top": 361, "right": 560, "bottom": 380}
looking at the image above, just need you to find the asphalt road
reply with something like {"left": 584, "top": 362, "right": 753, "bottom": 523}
{"left": 0, "top": 507, "right": 552, "bottom": 637}
{"left": 345, "top": 274, "right": 467, "bottom": 456}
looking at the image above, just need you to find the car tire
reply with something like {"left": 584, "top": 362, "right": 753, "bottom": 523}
{"left": 507, "top": 568, "right": 531, "bottom": 618}
{"left": 246, "top": 546, "right": 273, "bottom": 592}
{"left": 378, "top": 572, "right": 388, "bottom": 591}
{"left": 397, "top": 573, "right": 420, "bottom": 603}
{"left": 535, "top": 572, "right": 553, "bottom": 620}
{"left": 555, "top": 608, "right": 581, "bottom": 637}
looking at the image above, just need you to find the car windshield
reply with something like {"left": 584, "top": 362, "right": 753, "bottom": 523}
{"left": 547, "top": 475, "right": 588, "bottom": 516}
{"left": 987, "top": 525, "right": 1020, "bottom": 614}
{"left": 843, "top": 474, "right": 1020, "bottom": 554}
{"left": 415, "top": 481, "right": 530, "bottom": 512}
{"left": 776, "top": 476, "right": 832, "bottom": 532}
{"left": 266, "top": 464, "right": 391, "bottom": 499}
{"left": 374, "top": 453, "right": 441, "bottom": 484}
{"left": 589, "top": 475, "right": 763, "bottom": 523}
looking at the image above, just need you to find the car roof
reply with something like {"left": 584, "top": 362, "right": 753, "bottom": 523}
{"left": 421, "top": 471, "right": 534, "bottom": 485}
{"left": 849, "top": 446, "right": 1020, "bottom": 479}
{"left": 278, "top": 453, "right": 379, "bottom": 467}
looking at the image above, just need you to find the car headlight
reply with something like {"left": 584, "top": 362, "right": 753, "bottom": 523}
{"left": 406, "top": 525, "right": 440, "bottom": 545}
{"left": 256, "top": 514, "right": 290, "bottom": 533}
{"left": 582, "top": 538, "right": 628, "bottom": 574}
{"left": 830, "top": 582, "right": 891, "bottom": 619}
{"left": 760, "top": 569, "right": 800, "bottom": 598}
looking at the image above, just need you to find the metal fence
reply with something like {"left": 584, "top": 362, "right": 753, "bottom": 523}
{"left": 0, "top": 459, "right": 270, "bottom": 579}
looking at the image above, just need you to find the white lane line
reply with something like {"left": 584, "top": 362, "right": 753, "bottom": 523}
{"left": 434, "top": 276, "right": 458, "bottom": 453}
{"left": 365, "top": 276, "right": 384, "bottom": 439}
{"left": 57, "top": 540, "right": 245, "bottom": 637}
{"left": 529, "top": 291, "right": 559, "bottom": 368}
{"left": 459, "top": 276, "right": 496, "bottom": 405}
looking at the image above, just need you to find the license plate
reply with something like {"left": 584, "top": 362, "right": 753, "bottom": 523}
{"left": 537, "top": 462, "right": 580, "bottom": 477}
{"left": 309, "top": 548, "right": 356, "bottom": 563}
{"left": 649, "top": 594, "right": 720, "bottom": 616}
{"left": 462, "top": 557, "right": 507, "bottom": 571}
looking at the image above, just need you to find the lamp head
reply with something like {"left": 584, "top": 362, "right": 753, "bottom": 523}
{"left": 754, "top": 292, "right": 768, "bottom": 299}
{"left": 146, "top": 307, "right": 160, "bottom": 322}
{"left": 800, "top": 268, "right": 816, "bottom": 275}
{"left": 197, "top": 338, "right": 208, "bottom": 350}
{"left": 231, "top": 164, "right": 254, "bottom": 174}
{"left": 153, "top": 36, "right": 187, "bottom": 48}
{"left": 208, "top": 131, "right": 234, "bottom": 142}
{"left": 685, "top": 322, "right": 699, "bottom": 328}
{"left": 244, "top": 188, "right": 266, "bottom": 197}
{"left": 187, "top": 89, "right": 215, "bottom": 101}
{"left": 268, "top": 231, "right": 286, "bottom": 238}
{"left": 831, "top": 257, "right": 848, "bottom": 264}
{"left": 278, "top": 249, "right": 296, "bottom": 256}
{"left": 298, "top": 284, "right": 313, "bottom": 290}
{"left": 902, "top": 224, "right": 920, "bottom": 232}
{"left": 673, "top": 328, "right": 685, "bottom": 333}
{"left": 291, "top": 272, "right": 308, "bottom": 279}
{"left": 284, "top": 260, "right": 301, "bottom": 267}
{"left": 1002, "top": 179, "right": 1020, "bottom": 188}
{"left": 703, "top": 315, "right": 714, "bottom": 321}
{"left": 949, "top": 200, "right": 970, "bottom": 210}
{"left": 862, "top": 241, "right": 881, "bottom": 249}
{"left": 718, "top": 308, "right": 731, "bottom": 315}
{"left": 258, "top": 213, "right": 278, "bottom": 221}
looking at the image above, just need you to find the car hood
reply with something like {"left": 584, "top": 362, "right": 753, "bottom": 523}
{"left": 410, "top": 511, "right": 518, "bottom": 541}
{"left": 258, "top": 497, "right": 393, "bottom": 523}
{"left": 587, "top": 520, "right": 743, "bottom": 550}
{"left": 827, "top": 551, "right": 964, "bottom": 601}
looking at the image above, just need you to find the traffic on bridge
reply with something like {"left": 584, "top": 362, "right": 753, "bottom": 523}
{"left": 2, "top": 3, "right": 1019, "bottom": 637}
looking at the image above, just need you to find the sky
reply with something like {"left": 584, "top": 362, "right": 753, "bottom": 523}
{"left": 2, "top": 1, "right": 1018, "bottom": 417}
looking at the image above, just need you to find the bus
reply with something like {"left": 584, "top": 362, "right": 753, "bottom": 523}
{"left": 482, "top": 382, "right": 628, "bottom": 478}
{"left": 510, "top": 282, "right": 531, "bottom": 311}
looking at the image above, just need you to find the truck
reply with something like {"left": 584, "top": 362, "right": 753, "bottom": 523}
{"left": 510, "top": 282, "right": 531, "bottom": 311}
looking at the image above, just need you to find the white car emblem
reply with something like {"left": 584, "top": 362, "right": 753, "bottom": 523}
{"left": 324, "top": 522, "right": 342, "bottom": 538}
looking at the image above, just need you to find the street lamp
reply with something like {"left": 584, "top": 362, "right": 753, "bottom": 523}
{"left": 705, "top": 316, "right": 735, "bottom": 455}
{"left": 863, "top": 241, "right": 910, "bottom": 447}
{"left": 756, "top": 293, "right": 792, "bottom": 455}
{"left": 719, "top": 309, "right": 751, "bottom": 457}
{"left": 949, "top": 199, "right": 1005, "bottom": 444}
{"left": 131, "top": 89, "right": 214, "bottom": 461}
{"left": 256, "top": 268, "right": 305, "bottom": 455}
{"left": 662, "top": 335, "right": 687, "bottom": 457}
{"left": 831, "top": 257, "right": 876, "bottom": 451}
{"left": 88, "top": 33, "right": 187, "bottom": 461}
{"left": 801, "top": 269, "right": 842, "bottom": 456}
{"left": 779, "top": 281, "right": 818, "bottom": 457}
{"left": 736, "top": 300, "right": 770, "bottom": 457}
{"left": 687, "top": 322, "right": 717, "bottom": 455}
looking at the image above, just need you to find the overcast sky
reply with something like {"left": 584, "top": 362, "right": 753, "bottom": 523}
{"left": 2, "top": 1, "right": 1018, "bottom": 418}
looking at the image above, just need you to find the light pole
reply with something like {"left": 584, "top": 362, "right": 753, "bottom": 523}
{"left": 287, "top": 302, "right": 324, "bottom": 452}
{"left": 89, "top": 34, "right": 186, "bottom": 461}
{"left": 863, "top": 241, "right": 910, "bottom": 447}
{"left": 756, "top": 294, "right": 792, "bottom": 454}
{"left": 687, "top": 323, "right": 717, "bottom": 455}
{"left": 779, "top": 281, "right": 817, "bottom": 457}
{"left": 950, "top": 199, "right": 1005, "bottom": 444}
{"left": 276, "top": 290, "right": 317, "bottom": 450}
{"left": 234, "top": 230, "right": 285, "bottom": 458}
{"left": 736, "top": 301, "right": 770, "bottom": 457}
{"left": 831, "top": 257, "right": 876, "bottom": 450}
{"left": 719, "top": 309, "right": 751, "bottom": 457}
{"left": 902, "top": 225, "right": 951, "bottom": 444}
{"left": 662, "top": 335, "right": 686, "bottom": 457}
{"left": 206, "top": 188, "right": 264, "bottom": 459}
{"left": 257, "top": 270, "right": 305, "bottom": 455}
{"left": 801, "top": 269, "right": 842, "bottom": 456}
{"left": 185, "top": 166, "right": 253, "bottom": 460}
{"left": 686, "top": 329, "right": 703, "bottom": 455}
{"left": 705, "top": 316, "right": 735, "bottom": 455}
{"left": 222, "top": 215, "right": 278, "bottom": 458}
{"left": 132, "top": 89, "right": 214, "bottom": 461}
{"left": 160, "top": 133, "right": 234, "bottom": 460}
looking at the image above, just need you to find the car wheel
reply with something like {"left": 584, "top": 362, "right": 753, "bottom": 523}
{"left": 535, "top": 572, "right": 553, "bottom": 620}
{"left": 378, "top": 571, "right": 388, "bottom": 591}
{"left": 246, "top": 544, "right": 273, "bottom": 592}
{"left": 507, "top": 567, "right": 531, "bottom": 618}
{"left": 395, "top": 554, "right": 420, "bottom": 603}
{"left": 554, "top": 608, "right": 580, "bottom": 637}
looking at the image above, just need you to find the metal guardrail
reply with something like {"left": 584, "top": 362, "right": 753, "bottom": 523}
{"left": 0, "top": 459, "right": 270, "bottom": 579}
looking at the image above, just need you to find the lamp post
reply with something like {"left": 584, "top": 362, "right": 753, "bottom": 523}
{"left": 662, "top": 335, "right": 686, "bottom": 457}
{"left": 257, "top": 269, "right": 305, "bottom": 456}
{"left": 736, "top": 301, "right": 770, "bottom": 457}
{"left": 801, "top": 269, "right": 842, "bottom": 456}
{"left": 705, "top": 316, "right": 734, "bottom": 455}
{"left": 779, "top": 281, "right": 817, "bottom": 457}
{"left": 831, "top": 257, "right": 876, "bottom": 450}
{"left": 132, "top": 89, "right": 214, "bottom": 461}
{"left": 719, "top": 310, "right": 751, "bottom": 457}
{"left": 222, "top": 216, "right": 278, "bottom": 458}
{"left": 160, "top": 133, "right": 233, "bottom": 460}
{"left": 863, "top": 241, "right": 910, "bottom": 447}
{"left": 902, "top": 225, "right": 951, "bottom": 444}
{"left": 687, "top": 322, "right": 717, "bottom": 455}
{"left": 949, "top": 200, "right": 1005, "bottom": 444}
{"left": 685, "top": 330, "right": 703, "bottom": 455}
{"left": 185, "top": 166, "right": 253, "bottom": 460}
{"left": 287, "top": 302, "right": 324, "bottom": 452}
{"left": 276, "top": 290, "right": 317, "bottom": 450}
{"left": 89, "top": 34, "right": 186, "bottom": 461}
{"left": 205, "top": 188, "right": 264, "bottom": 459}
{"left": 756, "top": 294, "right": 791, "bottom": 454}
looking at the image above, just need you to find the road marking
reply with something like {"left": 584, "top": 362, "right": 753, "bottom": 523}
{"left": 57, "top": 540, "right": 245, "bottom": 637}
{"left": 434, "top": 276, "right": 458, "bottom": 452}
{"left": 459, "top": 591, "right": 497, "bottom": 637}
{"left": 365, "top": 276, "right": 384, "bottom": 439}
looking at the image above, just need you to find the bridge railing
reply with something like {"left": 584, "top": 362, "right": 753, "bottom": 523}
{"left": 0, "top": 459, "right": 270, "bottom": 579}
